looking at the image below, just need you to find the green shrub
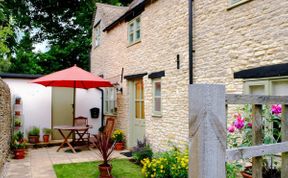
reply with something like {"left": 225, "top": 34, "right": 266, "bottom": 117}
{"left": 28, "top": 126, "right": 40, "bottom": 136}
{"left": 141, "top": 148, "right": 188, "bottom": 178}
{"left": 132, "top": 139, "right": 153, "bottom": 165}
{"left": 226, "top": 162, "right": 242, "bottom": 178}
{"left": 43, "top": 128, "right": 52, "bottom": 135}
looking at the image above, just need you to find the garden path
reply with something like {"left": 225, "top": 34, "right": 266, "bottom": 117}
{"left": 1, "top": 146, "right": 127, "bottom": 178}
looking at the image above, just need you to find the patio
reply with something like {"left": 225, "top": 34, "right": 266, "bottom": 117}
{"left": 1, "top": 146, "right": 128, "bottom": 178}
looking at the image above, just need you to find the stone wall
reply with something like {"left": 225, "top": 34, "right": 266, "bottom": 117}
{"left": 91, "top": 0, "right": 189, "bottom": 151}
{"left": 0, "top": 79, "right": 11, "bottom": 173}
{"left": 193, "top": 0, "right": 288, "bottom": 92}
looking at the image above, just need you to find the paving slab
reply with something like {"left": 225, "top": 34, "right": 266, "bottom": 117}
{"left": 2, "top": 146, "right": 128, "bottom": 178}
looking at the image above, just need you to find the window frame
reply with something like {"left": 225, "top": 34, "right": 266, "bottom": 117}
{"left": 227, "top": 0, "right": 253, "bottom": 10}
{"left": 127, "top": 16, "right": 141, "bottom": 46}
{"left": 152, "top": 78, "right": 162, "bottom": 117}
{"left": 104, "top": 87, "right": 117, "bottom": 116}
{"left": 94, "top": 24, "right": 101, "bottom": 48}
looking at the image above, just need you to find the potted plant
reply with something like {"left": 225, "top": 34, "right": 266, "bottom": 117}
{"left": 111, "top": 129, "right": 125, "bottom": 150}
{"left": 14, "top": 118, "right": 22, "bottom": 128}
{"left": 28, "top": 126, "right": 40, "bottom": 143}
{"left": 12, "top": 131, "right": 26, "bottom": 159}
{"left": 93, "top": 132, "right": 115, "bottom": 178}
{"left": 42, "top": 128, "right": 51, "bottom": 142}
{"left": 15, "top": 97, "right": 21, "bottom": 104}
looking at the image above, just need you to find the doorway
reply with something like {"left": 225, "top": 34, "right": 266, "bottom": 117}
{"left": 52, "top": 87, "right": 74, "bottom": 140}
{"left": 128, "top": 79, "right": 145, "bottom": 147}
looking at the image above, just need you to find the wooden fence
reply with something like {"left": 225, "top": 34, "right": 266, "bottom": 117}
{"left": 188, "top": 84, "right": 288, "bottom": 178}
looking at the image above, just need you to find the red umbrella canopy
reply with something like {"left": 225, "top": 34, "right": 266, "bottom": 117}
{"left": 31, "top": 65, "right": 113, "bottom": 88}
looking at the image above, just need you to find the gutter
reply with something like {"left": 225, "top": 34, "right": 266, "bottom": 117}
{"left": 189, "top": 0, "right": 194, "bottom": 84}
{"left": 96, "top": 88, "right": 104, "bottom": 127}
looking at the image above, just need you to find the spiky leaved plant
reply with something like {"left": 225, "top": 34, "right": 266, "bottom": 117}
{"left": 93, "top": 132, "right": 115, "bottom": 166}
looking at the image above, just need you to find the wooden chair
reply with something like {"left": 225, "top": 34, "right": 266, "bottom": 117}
{"left": 90, "top": 117, "right": 115, "bottom": 147}
{"left": 74, "top": 116, "right": 90, "bottom": 147}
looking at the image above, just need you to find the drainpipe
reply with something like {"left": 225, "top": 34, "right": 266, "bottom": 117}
{"left": 189, "top": 0, "right": 194, "bottom": 84}
{"left": 96, "top": 88, "right": 104, "bottom": 127}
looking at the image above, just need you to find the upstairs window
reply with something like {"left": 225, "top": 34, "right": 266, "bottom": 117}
{"left": 229, "top": 0, "right": 242, "bottom": 5}
{"left": 104, "top": 87, "right": 117, "bottom": 115}
{"left": 128, "top": 16, "right": 141, "bottom": 45}
{"left": 95, "top": 24, "right": 101, "bottom": 47}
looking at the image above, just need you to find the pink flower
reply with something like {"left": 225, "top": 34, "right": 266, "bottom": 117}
{"left": 247, "top": 122, "right": 252, "bottom": 128}
{"left": 234, "top": 114, "right": 245, "bottom": 130}
{"left": 272, "top": 104, "right": 282, "bottom": 115}
{"left": 228, "top": 125, "right": 235, "bottom": 133}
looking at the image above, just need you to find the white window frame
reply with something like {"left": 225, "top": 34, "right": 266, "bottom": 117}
{"left": 128, "top": 16, "right": 141, "bottom": 45}
{"left": 104, "top": 87, "right": 117, "bottom": 115}
{"left": 152, "top": 78, "right": 162, "bottom": 117}
{"left": 95, "top": 24, "right": 101, "bottom": 47}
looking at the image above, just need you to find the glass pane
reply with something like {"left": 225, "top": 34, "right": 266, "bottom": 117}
{"left": 155, "top": 82, "right": 161, "bottom": 96}
{"left": 136, "top": 30, "right": 140, "bottom": 40}
{"left": 135, "top": 81, "right": 141, "bottom": 99}
{"left": 129, "top": 33, "right": 134, "bottom": 43}
{"left": 141, "top": 101, "right": 145, "bottom": 119}
{"left": 136, "top": 18, "right": 140, "bottom": 29}
{"left": 129, "top": 23, "right": 134, "bottom": 33}
{"left": 154, "top": 98, "right": 161, "bottom": 112}
{"left": 135, "top": 101, "right": 141, "bottom": 118}
{"left": 141, "top": 81, "right": 144, "bottom": 99}
{"left": 105, "top": 101, "right": 109, "bottom": 113}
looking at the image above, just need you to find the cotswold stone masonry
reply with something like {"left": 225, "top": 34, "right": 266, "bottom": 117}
{"left": 0, "top": 79, "right": 11, "bottom": 173}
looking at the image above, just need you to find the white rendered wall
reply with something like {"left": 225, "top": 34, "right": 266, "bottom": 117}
{"left": 4, "top": 78, "right": 102, "bottom": 140}
{"left": 3, "top": 78, "right": 52, "bottom": 140}
{"left": 75, "top": 88, "right": 102, "bottom": 135}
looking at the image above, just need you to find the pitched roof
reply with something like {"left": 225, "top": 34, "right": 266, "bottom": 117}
{"left": 94, "top": 0, "right": 148, "bottom": 31}
{"left": 94, "top": 3, "right": 128, "bottom": 28}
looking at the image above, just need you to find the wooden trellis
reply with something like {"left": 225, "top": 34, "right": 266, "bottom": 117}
{"left": 189, "top": 84, "right": 288, "bottom": 178}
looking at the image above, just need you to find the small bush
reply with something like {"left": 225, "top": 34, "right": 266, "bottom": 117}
{"left": 132, "top": 139, "right": 153, "bottom": 165}
{"left": 28, "top": 126, "right": 40, "bottom": 136}
{"left": 141, "top": 148, "right": 188, "bottom": 178}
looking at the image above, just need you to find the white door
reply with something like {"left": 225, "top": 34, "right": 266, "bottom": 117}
{"left": 129, "top": 79, "right": 145, "bottom": 147}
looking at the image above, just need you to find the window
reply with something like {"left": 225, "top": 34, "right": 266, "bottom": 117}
{"left": 104, "top": 87, "right": 117, "bottom": 115}
{"left": 244, "top": 77, "right": 288, "bottom": 96}
{"left": 95, "top": 24, "right": 101, "bottom": 47}
{"left": 152, "top": 79, "right": 161, "bottom": 116}
{"left": 128, "top": 17, "right": 141, "bottom": 45}
{"left": 228, "top": 0, "right": 253, "bottom": 9}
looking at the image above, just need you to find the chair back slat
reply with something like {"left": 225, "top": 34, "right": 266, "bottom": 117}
{"left": 74, "top": 116, "right": 88, "bottom": 127}
{"left": 104, "top": 118, "right": 115, "bottom": 138}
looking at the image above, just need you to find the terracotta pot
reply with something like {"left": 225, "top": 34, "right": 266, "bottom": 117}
{"left": 15, "top": 111, "right": 21, "bottom": 116}
{"left": 14, "top": 149, "right": 25, "bottom": 159}
{"left": 241, "top": 171, "right": 252, "bottom": 178}
{"left": 15, "top": 98, "right": 21, "bottom": 104}
{"left": 43, "top": 135, "right": 50, "bottom": 142}
{"left": 29, "top": 135, "right": 39, "bottom": 143}
{"left": 98, "top": 164, "right": 112, "bottom": 178}
{"left": 114, "top": 142, "right": 124, "bottom": 150}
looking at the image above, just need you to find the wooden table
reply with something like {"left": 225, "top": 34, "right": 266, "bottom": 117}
{"left": 53, "top": 125, "right": 89, "bottom": 153}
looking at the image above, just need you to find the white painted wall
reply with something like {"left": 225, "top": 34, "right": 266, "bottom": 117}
{"left": 3, "top": 78, "right": 102, "bottom": 140}
{"left": 4, "top": 78, "right": 52, "bottom": 140}
{"left": 75, "top": 88, "right": 102, "bottom": 135}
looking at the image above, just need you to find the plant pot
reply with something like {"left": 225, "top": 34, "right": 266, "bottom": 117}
{"left": 14, "top": 149, "right": 25, "bottom": 159}
{"left": 114, "top": 142, "right": 124, "bottom": 150}
{"left": 43, "top": 135, "right": 50, "bottom": 142}
{"left": 29, "top": 135, "right": 39, "bottom": 143}
{"left": 241, "top": 171, "right": 252, "bottom": 178}
{"left": 15, "top": 98, "right": 21, "bottom": 104}
{"left": 98, "top": 164, "right": 112, "bottom": 178}
{"left": 15, "top": 111, "right": 21, "bottom": 116}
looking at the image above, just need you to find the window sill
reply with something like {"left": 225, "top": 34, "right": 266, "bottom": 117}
{"left": 152, "top": 114, "right": 162, "bottom": 118}
{"left": 127, "top": 40, "right": 141, "bottom": 48}
{"left": 227, "top": 0, "right": 253, "bottom": 11}
{"left": 104, "top": 113, "right": 117, "bottom": 117}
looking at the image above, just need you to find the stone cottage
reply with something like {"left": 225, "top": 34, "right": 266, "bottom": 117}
{"left": 90, "top": 0, "right": 288, "bottom": 151}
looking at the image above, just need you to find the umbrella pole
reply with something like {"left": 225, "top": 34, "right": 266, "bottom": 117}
{"left": 73, "top": 82, "right": 76, "bottom": 123}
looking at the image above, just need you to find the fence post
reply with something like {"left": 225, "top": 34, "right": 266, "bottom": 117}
{"left": 252, "top": 104, "right": 263, "bottom": 178}
{"left": 281, "top": 104, "right": 288, "bottom": 178}
{"left": 189, "top": 84, "right": 226, "bottom": 178}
